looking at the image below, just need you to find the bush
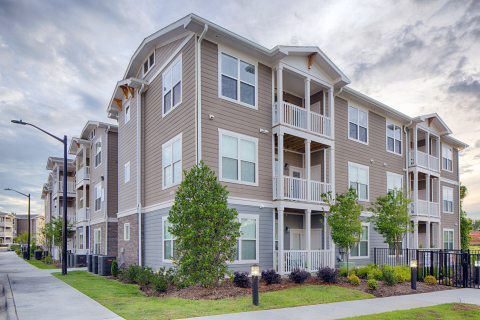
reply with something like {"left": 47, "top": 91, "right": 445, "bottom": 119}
{"left": 444, "top": 278, "right": 452, "bottom": 286}
{"left": 367, "top": 279, "right": 378, "bottom": 290}
{"left": 111, "top": 260, "right": 119, "bottom": 278}
{"left": 151, "top": 274, "right": 168, "bottom": 292}
{"left": 347, "top": 274, "right": 361, "bottom": 286}
{"left": 15, "top": 249, "right": 21, "bottom": 255}
{"left": 289, "top": 268, "right": 310, "bottom": 284}
{"left": 261, "top": 269, "right": 281, "bottom": 285}
{"left": 393, "top": 265, "right": 411, "bottom": 281}
{"left": 10, "top": 244, "right": 20, "bottom": 251}
{"left": 382, "top": 268, "right": 397, "bottom": 286}
{"left": 233, "top": 272, "right": 251, "bottom": 288}
{"left": 317, "top": 267, "right": 339, "bottom": 284}
{"left": 120, "top": 264, "right": 141, "bottom": 282}
{"left": 164, "top": 267, "right": 176, "bottom": 284}
{"left": 339, "top": 266, "right": 348, "bottom": 277}
{"left": 396, "top": 274, "right": 406, "bottom": 283}
{"left": 367, "top": 268, "right": 383, "bottom": 280}
{"left": 424, "top": 275, "right": 436, "bottom": 285}
{"left": 356, "top": 265, "right": 372, "bottom": 279}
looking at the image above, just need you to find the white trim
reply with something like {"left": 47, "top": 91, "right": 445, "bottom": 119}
{"left": 348, "top": 161, "right": 370, "bottom": 202}
{"left": 90, "top": 217, "right": 118, "bottom": 225}
{"left": 350, "top": 223, "right": 370, "bottom": 259}
{"left": 440, "top": 177, "right": 459, "bottom": 186}
{"left": 93, "top": 138, "right": 102, "bottom": 168}
{"left": 116, "top": 208, "right": 138, "bottom": 218}
{"left": 347, "top": 102, "right": 368, "bottom": 145}
{"left": 386, "top": 121, "right": 403, "bottom": 156}
{"left": 124, "top": 223, "right": 130, "bottom": 241}
{"left": 162, "top": 54, "right": 183, "bottom": 118}
{"left": 218, "top": 128, "right": 259, "bottom": 187}
{"left": 441, "top": 144, "right": 454, "bottom": 173}
{"left": 93, "top": 228, "right": 101, "bottom": 254}
{"left": 162, "top": 216, "right": 175, "bottom": 263}
{"left": 142, "top": 48, "right": 156, "bottom": 78}
{"left": 442, "top": 186, "right": 454, "bottom": 214}
{"left": 124, "top": 161, "right": 130, "bottom": 183}
{"left": 94, "top": 183, "right": 102, "bottom": 212}
{"left": 443, "top": 228, "right": 454, "bottom": 250}
{"left": 231, "top": 213, "right": 260, "bottom": 264}
{"left": 162, "top": 133, "right": 183, "bottom": 190}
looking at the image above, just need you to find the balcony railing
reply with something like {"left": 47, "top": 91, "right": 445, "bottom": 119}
{"left": 273, "top": 176, "right": 331, "bottom": 203}
{"left": 76, "top": 207, "right": 90, "bottom": 222}
{"left": 53, "top": 181, "right": 76, "bottom": 195}
{"left": 274, "top": 250, "right": 330, "bottom": 273}
{"left": 416, "top": 200, "right": 440, "bottom": 217}
{"left": 76, "top": 166, "right": 90, "bottom": 188}
{"left": 273, "top": 102, "right": 332, "bottom": 138}
{"left": 409, "top": 151, "right": 440, "bottom": 172}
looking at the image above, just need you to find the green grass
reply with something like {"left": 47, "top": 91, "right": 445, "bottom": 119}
{"left": 53, "top": 271, "right": 374, "bottom": 320}
{"left": 25, "top": 258, "right": 59, "bottom": 269}
{"left": 345, "top": 303, "right": 480, "bottom": 319}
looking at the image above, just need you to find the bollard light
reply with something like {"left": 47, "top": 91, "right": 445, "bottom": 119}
{"left": 251, "top": 264, "right": 259, "bottom": 306}
{"left": 410, "top": 259, "right": 417, "bottom": 290}
{"left": 410, "top": 259, "right": 417, "bottom": 268}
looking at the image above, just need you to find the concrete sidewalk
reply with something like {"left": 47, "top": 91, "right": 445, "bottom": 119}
{"left": 187, "top": 288, "right": 480, "bottom": 320}
{"left": 0, "top": 251, "right": 123, "bottom": 320}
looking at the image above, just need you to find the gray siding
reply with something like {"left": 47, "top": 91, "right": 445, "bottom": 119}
{"left": 107, "top": 131, "right": 118, "bottom": 218}
{"left": 440, "top": 181, "right": 460, "bottom": 249}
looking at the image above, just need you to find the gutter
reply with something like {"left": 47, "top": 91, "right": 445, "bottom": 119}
{"left": 197, "top": 24, "right": 208, "bottom": 164}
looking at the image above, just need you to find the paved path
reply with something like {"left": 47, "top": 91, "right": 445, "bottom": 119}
{"left": 187, "top": 288, "right": 480, "bottom": 320}
{"left": 0, "top": 251, "right": 123, "bottom": 320}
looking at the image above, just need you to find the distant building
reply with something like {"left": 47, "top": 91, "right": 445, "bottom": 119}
{"left": 470, "top": 231, "right": 480, "bottom": 246}
{"left": 0, "top": 212, "right": 16, "bottom": 244}
{"left": 14, "top": 214, "right": 45, "bottom": 244}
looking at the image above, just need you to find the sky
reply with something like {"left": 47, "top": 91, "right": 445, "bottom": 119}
{"left": 0, "top": 0, "right": 479, "bottom": 220}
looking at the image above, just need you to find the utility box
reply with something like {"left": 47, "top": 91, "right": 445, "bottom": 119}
{"left": 22, "top": 251, "right": 29, "bottom": 259}
{"left": 87, "top": 254, "right": 93, "bottom": 272}
{"left": 93, "top": 255, "right": 102, "bottom": 274}
{"left": 98, "top": 256, "right": 116, "bottom": 276}
{"left": 74, "top": 254, "right": 87, "bottom": 267}
{"left": 67, "top": 253, "right": 74, "bottom": 268}
{"left": 339, "top": 262, "right": 356, "bottom": 270}
{"left": 34, "top": 250, "right": 42, "bottom": 260}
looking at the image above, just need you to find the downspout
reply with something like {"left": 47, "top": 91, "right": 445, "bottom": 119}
{"left": 137, "top": 83, "right": 146, "bottom": 266}
{"left": 105, "top": 125, "right": 112, "bottom": 255}
{"left": 197, "top": 24, "right": 208, "bottom": 164}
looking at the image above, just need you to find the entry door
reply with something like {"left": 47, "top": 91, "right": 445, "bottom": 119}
{"left": 289, "top": 167, "right": 304, "bottom": 199}
{"left": 290, "top": 229, "right": 305, "bottom": 250}
{"left": 311, "top": 229, "right": 322, "bottom": 250}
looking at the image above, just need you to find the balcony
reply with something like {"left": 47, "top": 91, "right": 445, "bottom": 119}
{"left": 273, "top": 102, "right": 332, "bottom": 138}
{"left": 415, "top": 200, "right": 440, "bottom": 217}
{"left": 409, "top": 151, "right": 439, "bottom": 172}
{"left": 53, "top": 180, "right": 76, "bottom": 197}
{"left": 0, "top": 231, "right": 14, "bottom": 237}
{"left": 76, "top": 207, "right": 90, "bottom": 222}
{"left": 273, "top": 176, "right": 331, "bottom": 204}
{"left": 76, "top": 165, "right": 90, "bottom": 189}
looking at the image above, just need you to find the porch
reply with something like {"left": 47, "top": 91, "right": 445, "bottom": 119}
{"left": 412, "top": 220, "right": 442, "bottom": 249}
{"left": 409, "top": 127, "right": 440, "bottom": 172}
{"left": 409, "top": 171, "right": 440, "bottom": 218}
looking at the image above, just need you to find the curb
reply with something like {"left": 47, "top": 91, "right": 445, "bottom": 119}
{"left": 0, "top": 275, "right": 18, "bottom": 320}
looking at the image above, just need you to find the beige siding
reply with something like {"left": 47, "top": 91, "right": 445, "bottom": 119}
{"left": 334, "top": 97, "right": 406, "bottom": 205}
{"left": 201, "top": 40, "right": 273, "bottom": 201}
{"left": 440, "top": 143, "right": 459, "bottom": 182}
{"left": 107, "top": 131, "right": 118, "bottom": 218}
{"left": 90, "top": 128, "right": 106, "bottom": 222}
{"left": 440, "top": 182, "right": 460, "bottom": 249}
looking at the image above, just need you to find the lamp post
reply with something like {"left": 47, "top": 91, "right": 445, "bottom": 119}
{"left": 251, "top": 264, "right": 260, "bottom": 306}
{"left": 4, "top": 188, "right": 30, "bottom": 260}
{"left": 410, "top": 259, "right": 417, "bottom": 290}
{"left": 11, "top": 119, "right": 68, "bottom": 275}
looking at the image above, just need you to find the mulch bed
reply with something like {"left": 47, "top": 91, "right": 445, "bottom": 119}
{"left": 110, "top": 276, "right": 455, "bottom": 300}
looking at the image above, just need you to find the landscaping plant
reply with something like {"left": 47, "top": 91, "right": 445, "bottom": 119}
{"left": 151, "top": 274, "right": 168, "bottom": 292}
{"left": 233, "top": 271, "right": 251, "bottom": 288}
{"left": 382, "top": 268, "right": 397, "bottom": 286}
{"left": 168, "top": 161, "right": 241, "bottom": 287}
{"left": 424, "top": 275, "right": 437, "bottom": 285}
{"left": 393, "top": 265, "right": 411, "bottom": 281}
{"left": 367, "top": 279, "right": 378, "bottom": 290}
{"left": 111, "top": 260, "right": 119, "bottom": 278}
{"left": 261, "top": 269, "right": 281, "bottom": 285}
{"left": 460, "top": 184, "right": 473, "bottom": 251}
{"left": 317, "top": 267, "right": 339, "bottom": 284}
{"left": 322, "top": 188, "right": 363, "bottom": 277}
{"left": 347, "top": 274, "right": 361, "bottom": 286}
{"left": 289, "top": 268, "right": 310, "bottom": 284}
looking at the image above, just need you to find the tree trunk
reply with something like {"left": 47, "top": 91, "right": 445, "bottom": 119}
{"left": 346, "top": 248, "right": 349, "bottom": 277}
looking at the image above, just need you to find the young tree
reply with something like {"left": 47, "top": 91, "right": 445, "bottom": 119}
{"left": 368, "top": 188, "right": 413, "bottom": 265}
{"left": 168, "top": 161, "right": 241, "bottom": 287}
{"left": 460, "top": 184, "right": 473, "bottom": 251}
{"left": 322, "top": 187, "right": 364, "bottom": 276}
{"left": 14, "top": 230, "right": 31, "bottom": 245}
{"left": 39, "top": 217, "right": 74, "bottom": 263}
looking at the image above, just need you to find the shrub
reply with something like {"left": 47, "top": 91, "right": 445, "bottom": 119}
{"left": 368, "top": 268, "right": 383, "bottom": 280}
{"left": 15, "top": 249, "right": 21, "bottom": 255}
{"left": 339, "top": 266, "right": 348, "bottom": 277}
{"left": 317, "top": 267, "right": 339, "bottom": 284}
{"left": 233, "top": 272, "right": 251, "bottom": 288}
{"left": 424, "top": 275, "right": 436, "bottom": 285}
{"left": 444, "top": 278, "right": 452, "bottom": 286}
{"left": 396, "top": 274, "right": 406, "bottom": 283}
{"left": 165, "top": 267, "right": 176, "bottom": 284}
{"left": 289, "top": 268, "right": 310, "bottom": 284}
{"left": 261, "top": 269, "right": 281, "bottom": 285}
{"left": 367, "top": 279, "right": 378, "bottom": 290}
{"left": 10, "top": 244, "right": 20, "bottom": 251}
{"left": 393, "top": 265, "right": 411, "bottom": 281}
{"left": 111, "top": 260, "right": 119, "bottom": 278}
{"left": 356, "top": 266, "right": 372, "bottom": 279}
{"left": 347, "top": 274, "right": 360, "bottom": 286}
{"left": 120, "top": 264, "right": 141, "bottom": 282}
{"left": 151, "top": 274, "right": 168, "bottom": 292}
{"left": 382, "top": 268, "right": 397, "bottom": 286}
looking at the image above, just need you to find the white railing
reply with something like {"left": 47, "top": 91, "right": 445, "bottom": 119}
{"left": 310, "top": 181, "right": 332, "bottom": 203}
{"left": 76, "top": 166, "right": 90, "bottom": 187}
{"left": 284, "top": 250, "right": 308, "bottom": 273}
{"left": 410, "top": 151, "right": 440, "bottom": 172}
{"left": 409, "top": 151, "right": 415, "bottom": 166}
{"left": 429, "top": 155, "right": 439, "bottom": 172}
{"left": 429, "top": 202, "right": 440, "bottom": 217}
{"left": 56, "top": 181, "right": 76, "bottom": 194}
{"left": 283, "top": 176, "right": 308, "bottom": 201}
{"left": 310, "top": 112, "right": 331, "bottom": 137}
{"left": 275, "top": 250, "right": 331, "bottom": 273}
{"left": 310, "top": 250, "right": 330, "bottom": 270}
{"left": 417, "top": 151, "right": 429, "bottom": 168}
{"left": 417, "top": 200, "right": 429, "bottom": 216}
{"left": 76, "top": 207, "right": 90, "bottom": 222}
{"left": 273, "top": 177, "right": 278, "bottom": 199}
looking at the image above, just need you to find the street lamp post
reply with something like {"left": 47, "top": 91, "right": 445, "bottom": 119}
{"left": 11, "top": 119, "right": 68, "bottom": 275}
{"left": 4, "top": 189, "right": 30, "bottom": 260}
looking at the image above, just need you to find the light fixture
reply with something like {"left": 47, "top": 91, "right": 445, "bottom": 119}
{"left": 214, "top": 34, "right": 219, "bottom": 38}
{"left": 251, "top": 264, "right": 260, "bottom": 306}
{"left": 285, "top": 227, "right": 290, "bottom": 233}
{"left": 284, "top": 163, "right": 289, "bottom": 170}
{"left": 251, "top": 264, "right": 260, "bottom": 277}
{"left": 410, "top": 259, "right": 417, "bottom": 290}
{"left": 475, "top": 260, "right": 480, "bottom": 267}
{"left": 410, "top": 260, "right": 417, "bottom": 268}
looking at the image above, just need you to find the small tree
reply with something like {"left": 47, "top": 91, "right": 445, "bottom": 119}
{"left": 460, "top": 184, "right": 472, "bottom": 251}
{"left": 322, "top": 187, "right": 363, "bottom": 276}
{"left": 14, "top": 230, "right": 31, "bottom": 245}
{"left": 368, "top": 187, "right": 412, "bottom": 265}
{"left": 111, "top": 260, "right": 119, "bottom": 278}
{"left": 168, "top": 161, "right": 241, "bottom": 287}
{"left": 40, "top": 217, "right": 74, "bottom": 263}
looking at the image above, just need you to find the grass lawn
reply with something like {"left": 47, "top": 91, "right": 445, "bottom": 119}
{"left": 345, "top": 303, "right": 480, "bottom": 319}
{"left": 53, "top": 271, "right": 374, "bottom": 320}
{"left": 25, "top": 258, "right": 59, "bottom": 269}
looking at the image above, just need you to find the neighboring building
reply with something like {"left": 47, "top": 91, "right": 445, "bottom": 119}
{"left": 68, "top": 121, "right": 118, "bottom": 256}
{"left": 470, "top": 231, "right": 480, "bottom": 246}
{"left": 14, "top": 214, "right": 45, "bottom": 244}
{"left": 100, "top": 14, "right": 467, "bottom": 273}
{"left": 0, "top": 212, "right": 16, "bottom": 245}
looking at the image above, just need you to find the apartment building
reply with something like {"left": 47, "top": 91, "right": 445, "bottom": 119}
{"left": 68, "top": 121, "right": 118, "bottom": 256}
{"left": 0, "top": 212, "right": 16, "bottom": 244}
{"left": 15, "top": 214, "right": 45, "bottom": 243}
{"left": 105, "top": 14, "right": 467, "bottom": 273}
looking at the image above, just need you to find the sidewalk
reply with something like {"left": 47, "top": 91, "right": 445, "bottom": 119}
{"left": 186, "top": 288, "right": 480, "bottom": 320}
{"left": 0, "top": 251, "right": 123, "bottom": 320}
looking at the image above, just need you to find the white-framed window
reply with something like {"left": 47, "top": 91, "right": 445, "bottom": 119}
{"left": 443, "top": 186, "right": 453, "bottom": 213}
{"left": 351, "top": 223, "right": 369, "bottom": 258}
{"left": 348, "top": 106, "right": 368, "bottom": 144}
{"left": 162, "top": 133, "right": 182, "bottom": 189}
{"left": 143, "top": 50, "right": 155, "bottom": 76}
{"left": 443, "top": 229, "right": 454, "bottom": 250}
{"left": 442, "top": 145, "right": 453, "bottom": 172}
{"left": 95, "top": 184, "right": 102, "bottom": 211}
{"left": 94, "top": 229, "right": 101, "bottom": 254}
{"left": 219, "top": 51, "right": 257, "bottom": 109}
{"left": 90, "top": 129, "right": 96, "bottom": 140}
{"left": 386, "top": 122, "right": 402, "bottom": 155}
{"left": 94, "top": 140, "right": 102, "bottom": 167}
{"left": 349, "top": 162, "right": 369, "bottom": 201}
{"left": 125, "top": 104, "right": 130, "bottom": 124}
{"left": 162, "top": 216, "right": 175, "bottom": 262}
{"left": 162, "top": 55, "right": 182, "bottom": 117}
{"left": 124, "top": 223, "right": 130, "bottom": 241}
{"left": 233, "top": 213, "right": 259, "bottom": 263}
{"left": 218, "top": 129, "right": 258, "bottom": 186}
{"left": 124, "top": 162, "right": 130, "bottom": 183}
{"left": 387, "top": 172, "right": 403, "bottom": 195}
{"left": 79, "top": 233, "right": 84, "bottom": 249}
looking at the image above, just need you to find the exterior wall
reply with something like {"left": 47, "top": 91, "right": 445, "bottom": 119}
{"left": 107, "top": 132, "right": 118, "bottom": 218}
{"left": 107, "top": 222, "right": 118, "bottom": 256}
{"left": 117, "top": 214, "right": 139, "bottom": 268}
{"left": 440, "top": 143, "right": 459, "bottom": 182}
{"left": 90, "top": 128, "right": 107, "bottom": 222}
{"left": 90, "top": 222, "right": 104, "bottom": 254}
{"left": 201, "top": 40, "right": 273, "bottom": 201}
{"left": 440, "top": 181, "right": 460, "bottom": 250}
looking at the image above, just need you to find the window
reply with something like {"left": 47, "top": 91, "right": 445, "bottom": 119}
{"left": 90, "top": 129, "right": 96, "bottom": 140}
{"left": 125, "top": 105, "right": 130, "bottom": 123}
{"left": 163, "top": 217, "right": 175, "bottom": 261}
{"left": 124, "top": 223, "right": 130, "bottom": 241}
{"left": 351, "top": 224, "right": 369, "bottom": 258}
{"left": 444, "top": 229, "right": 454, "bottom": 250}
{"left": 94, "top": 229, "right": 101, "bottom": 254}
{"left": 349, "top": 162, "right": 369, "bottom": 201}
{"left": 95, "top": 141, "right": 101, "bottom": 167}
{"left": 442, "top": 145, "right": 453, "bottom": 172}
{"left": 348, "top": 106, "right": 368, "bottom": 143}
{"left": 163, "top": 56, "right": 182, "bottom": 116}
{"left": 220, "top": 52, "right": 256, "bottom": 108}
{"left": 443, "top": 186, "right": 453, "bottom": 213}
{"left": 234, "top": 214, "right": 259, "bottom": 262}
{"left": 162, "top": 133, "right": 182, "bottom": 189}
{"left": 79, "top": 234, "right": 84, "bottom": 249}
{"left": 387, "top": 172, "right": 403, "bottom": 195}
{"left": 219, "top": 129, "right": 258, "bottom": 186}
{"left": 387, "top": 122, "right": 402, "bottom": 154}
{"left": 143, "top": 51, "right": 155, "bottom": 75}
{"left": 95, "top": 184, "right": 102, "bottom": 211}
{"left": 124, "top": 162, "right": 130, "bottom": 183}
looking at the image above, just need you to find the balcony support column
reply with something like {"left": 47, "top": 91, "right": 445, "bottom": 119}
{"left": 426, "top": 221, "right": 431, "bottom": 249}
{"left": 278, "top": 133, "right": 284, "bottom": 200}
{"left": 414, "top": 217, "right": 419, "bottom": 249}
{"left": 305, "top": 139, "right": 311, "bottom": 202}
{"left": 305, "top": 79, "right": 311, "bottom": 132}
{"left": 328, "top": 87, "right": 334, "bottom": 139}
{"left": 306, "top": 209, "right": 311, "bottom": 272}
{"left": 426, "top": 173, "right": 430, "bottom": 214}
{"left": 278, "top": 208, "right": 285, "bottom": 275}
{"left": 414, "top": 171, "right": 418, "bottom": 216}
{"left": 277, "top": 67, "right": 283, "bottom": 124}
{"left": 413, "top": 127, "right": 417, "bottom": 165}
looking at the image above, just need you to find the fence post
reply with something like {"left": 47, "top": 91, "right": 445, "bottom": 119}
{"left": 430, "top": 250, "right": 434, "bottom": 277}
{"left": 463, "top": 252, "right": 469, "bottom": 288}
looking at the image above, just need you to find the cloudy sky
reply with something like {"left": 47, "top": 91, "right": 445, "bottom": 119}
{"left": 0, "top": 0, "right": 479, "bottom": 220}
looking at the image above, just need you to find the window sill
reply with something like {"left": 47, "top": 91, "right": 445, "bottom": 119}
{"left": 230, "top": 259, "right": 259, "bottom": 264}
{"left": 349, "top": 256, "right": 369, "bottom": 260}
{"left": 442, "top": 169, "right": 454, "bottom": 173}
{"left": 348, "top": 135, "right": 368, "bottom": 146}
{"left": 162, "top": 181, "right": 181, "bottom": 191}
{"left": 442, "top": 211, "right": 454, "bottom": 214}
{"left": 386, "top": 149, "right": 403, "bottom": 157}
{"left": 219, "top": 177, "right": 258, "bottom": 187}
{"left": 162, "top": 100, "right": 182, "bottom": 118}
{"left": 218, "top": 95, "right": 257, "bottom": 110}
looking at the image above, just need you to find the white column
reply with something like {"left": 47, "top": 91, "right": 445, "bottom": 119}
{"left": 278, "top": 133, "right": 284, "bottom": 200}
{"left": 426, "top": 132, "right": 430, "bottom": 157}
{"left": 277, "top": 68, "right": 283, "bottom": 124}
{"left": 414, "top": 217, "right": 419, "bottom": 249}
{"left": 272, "top": 134, "right": 276, "bottom": 198}
{"left": 414, "top": 171, "right": 418, "bottom": 216}
{"left": 426, "top": 173, "right": 430, "bottom": 215}
{"left": 305, "top": 79, "right": 311, "bottom": 132}
{"left": 413, "top": 127, "right": 417, "bottom": 165}
{"left": 323, "top": 214, "right": 327, "bottom": 250}
{"left": 306, "top": 209, "right": 311, "bottom": 272}
{"left": 437, "top": 222, "right": 441, "bottom": 249}
{"left": 278, "top": 208, "right": 284, "bottom": 275}
{"left": 305, "top": 139, "right": 311, "bottom": 202}
{"left": 426, "top": 221, "right": 431, "bottom": 249}
{"left": 328, "top": 88, "right": 334, "bottom": 139}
